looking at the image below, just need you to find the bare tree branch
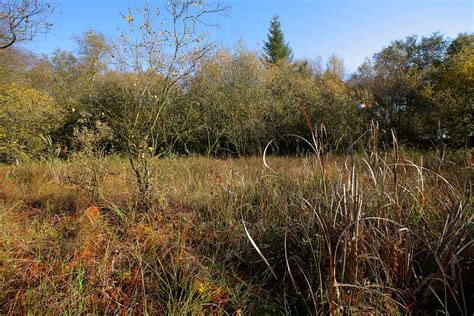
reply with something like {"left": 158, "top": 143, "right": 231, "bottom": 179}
{"left": 0, "top": 0, "right": 54, "bottom": 49}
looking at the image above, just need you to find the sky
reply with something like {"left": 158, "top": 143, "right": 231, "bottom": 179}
{"left": 24, "top": 0, "right": 473, "bottom": 73}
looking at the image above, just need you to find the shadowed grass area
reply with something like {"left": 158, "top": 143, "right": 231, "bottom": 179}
{"left": 0, "top": 152, "right": 472, "bottom": 314}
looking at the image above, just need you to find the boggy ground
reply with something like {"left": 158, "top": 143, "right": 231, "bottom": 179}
{"left": 0, "top": 152, "right": 472, "bottom": 314}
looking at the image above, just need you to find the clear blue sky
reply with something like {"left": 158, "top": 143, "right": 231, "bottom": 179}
{"left": 24, "top": 0, "right": 473, "bottom": 73}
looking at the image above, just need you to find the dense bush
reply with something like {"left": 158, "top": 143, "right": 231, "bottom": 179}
{"left": 350, "top": 32, "right": 473, "bottom": 148}
{"left": 0, "top": 32, "right": 472, "bottom": 162}
{"left": 0, "top": 83, "right": 64, "bottom": 162}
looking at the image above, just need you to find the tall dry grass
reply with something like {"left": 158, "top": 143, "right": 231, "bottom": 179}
{"left": 0, "top": 141, "right": 472, "bottom": 314}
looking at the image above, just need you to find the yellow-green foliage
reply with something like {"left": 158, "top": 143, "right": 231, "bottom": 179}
{"left": 185, "top": 49, "right": 363, "bottom": 155}
{"left": 0, "top": 83, "right": 64, "bottom": 162}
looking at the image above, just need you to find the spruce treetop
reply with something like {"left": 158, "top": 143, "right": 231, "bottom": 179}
{"left": 263, "top": 15, "right": 293, "bottom": 64}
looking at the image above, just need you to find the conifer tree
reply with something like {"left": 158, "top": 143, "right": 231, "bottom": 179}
{"left": 263, "top": 15, "right": 293, "bottom": 64}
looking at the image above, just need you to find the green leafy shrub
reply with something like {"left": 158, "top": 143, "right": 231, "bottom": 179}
{"left": 0, "top": 83, "right": 64, "bottom": 162}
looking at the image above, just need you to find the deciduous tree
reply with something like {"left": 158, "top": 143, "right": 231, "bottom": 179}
{"left": 0, "top": 0, "right": 54, "bottom": 49}
{"left": 109, "top": 0, "right": 227, "bottom": 205}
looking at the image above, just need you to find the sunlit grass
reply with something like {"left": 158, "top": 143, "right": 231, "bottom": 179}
{"left": 0, "top": 151, "right": 472, "bottom": 314}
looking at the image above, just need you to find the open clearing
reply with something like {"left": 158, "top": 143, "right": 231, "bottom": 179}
{"left": 1, "top": 153, "right": 472, "bottom": 314}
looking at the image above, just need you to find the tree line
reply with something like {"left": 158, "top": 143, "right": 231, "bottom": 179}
{"left": 1, "top": 10, "right": 472, "bottom": 164}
